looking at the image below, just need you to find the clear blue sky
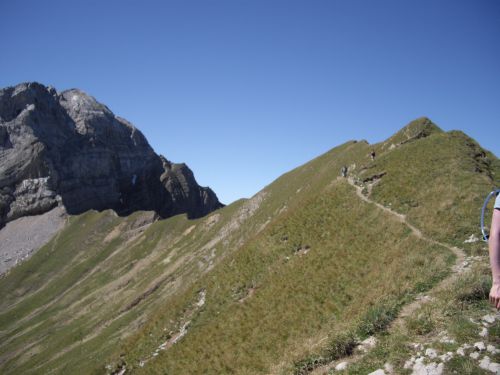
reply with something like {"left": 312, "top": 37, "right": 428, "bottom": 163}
{"left": 1, "top": 1, "right": 499, "bottom": 204}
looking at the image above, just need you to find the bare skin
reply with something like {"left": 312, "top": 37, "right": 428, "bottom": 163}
{"left": 489, "top": 208, "right": 500, "bottom": 310}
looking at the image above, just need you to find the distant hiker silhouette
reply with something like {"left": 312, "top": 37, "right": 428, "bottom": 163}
{"left": 370, "top": 150, "right": 376, "bottom": 160}
{"left": 341, "top": 166, "right": 348, "bottom": 178}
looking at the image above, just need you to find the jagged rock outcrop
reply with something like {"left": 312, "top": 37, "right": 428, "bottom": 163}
{"left": 0, "top": 82, "right": 222, "bottom": 227}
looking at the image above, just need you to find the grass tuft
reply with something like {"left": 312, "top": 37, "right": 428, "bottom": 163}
{"left": 356, "top": 300, "right": 400, "bottom": 338}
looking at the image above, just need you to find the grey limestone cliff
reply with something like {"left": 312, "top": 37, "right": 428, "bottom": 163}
{"left": 0, "top": 82, "right": 222, "bottom": 228}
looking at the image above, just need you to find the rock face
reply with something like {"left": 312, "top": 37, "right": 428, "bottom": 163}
{"left": 0, "top": 82, "right": 222, "bottom": 227}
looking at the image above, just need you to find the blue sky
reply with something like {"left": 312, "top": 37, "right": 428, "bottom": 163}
{"left": 1, "top": 1, "right": 499, "bottom": 204}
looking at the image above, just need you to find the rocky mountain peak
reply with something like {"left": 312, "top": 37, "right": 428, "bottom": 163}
{"left": 0, "top": 82, "right": 56, "bottom": 123}
{"left": 0, "top": 82, "right": 222, "bottom": 228}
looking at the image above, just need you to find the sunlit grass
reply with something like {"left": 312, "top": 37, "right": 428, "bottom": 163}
{"left": 0, "top": 119, "right": 498, "bottom": 374}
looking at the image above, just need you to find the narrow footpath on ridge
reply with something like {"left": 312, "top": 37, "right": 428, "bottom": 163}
{"left": 310, "top": 177, "right": 468, "bottom": 374}
{"left": 345, "top": 177, "right": 466, "bottom": 327}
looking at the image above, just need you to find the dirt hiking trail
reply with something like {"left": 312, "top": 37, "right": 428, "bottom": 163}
{"left": 310, "top": 177, "right": 467, "bottom": 374}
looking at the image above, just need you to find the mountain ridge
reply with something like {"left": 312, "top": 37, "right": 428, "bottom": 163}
{"left": 0, "top": 116, "right": 499, "bottom": 374}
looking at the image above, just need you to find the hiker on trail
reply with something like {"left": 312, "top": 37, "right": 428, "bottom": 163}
{"left": 340, "top": 166, "right": 348, "bottom": 178}
{"left": 370, "top": 150, "right": 376, "bottom": 160}
{"left": 490, "top": 192, "right": 500, "bottom": 310}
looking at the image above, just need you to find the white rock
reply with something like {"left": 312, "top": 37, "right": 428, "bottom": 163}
{"left": 487, "top": 362, "right": 500, "bottom": 373}
{"left": 456, "top": 347, "right": 465, "bottom": 356}
{"left": 196, "top": 290, "right": 206, "bottom": 307}
{"left": 439, "top": 352, "right": 453, "bottom": 362}
{"left": 335, "top": 361, "right": 348, "bottom": 371}
{"left": 462, "top": 343, "right": 472, "bottom": 349}
{"left": 404, "top": 360, "right": 413, "bottom": 369}
{"left": 362, "top": 336, "right": 378, "bottom": 348}
{"left": 477, "top": 356, "right": 500, "bottom": 373}
{"left": 487, "top": 344, "right": 500, "bottom": 354}
{"left": 464, "top": 234, "right": 479, "bottom": 243}
{"left": 414, "top": 356, "right": 425, "bottom": 365}
{"left": 384, "top": 362, "right": 394, "bottom": 374}
{"left": 438, "top": 331, "right": 453, "bottom": 343}
{"left": 357, "top": 336, "right": 378, "bottom": 352}
{"left": 368, "top": 370, "right": 385, "bottom": 375}
{"left": 425, "top": 348, "right": 438, "bottom": 359}
{"left": 439, "top": 336, "right": 455, "bottom": 344}
{"left": 404, "top": 357, "right": 416, "bottom": 369}
{"left": 474, "top": 342, "right": 486, "bottom": 351}
{"left": 412, "top": 343, "right": 424, "bottom": 351}
{"left": 412, "top": 361, "right": 444, "bottom": 375}
{"left": 482, "top": 315, "right": 496, "bottom": 324}
{"left": 479, "top": 356, "right": 491, "bottom": 371}
{"left": 480, "top": 327, "right": 489, "bottom": 337}
{"left": 470, "top": 352, "right": 480, "bottom": 359}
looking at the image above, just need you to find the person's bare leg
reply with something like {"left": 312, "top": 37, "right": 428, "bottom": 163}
{"left": 489, "top": 207, "right": 500, "bottom": 309}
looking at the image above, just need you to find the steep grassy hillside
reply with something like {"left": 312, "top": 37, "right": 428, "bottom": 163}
{"left": 125, "top": 181, "right": 453, "bottom": 375}
{"left": 0, "top": 118, "right": 498, "bottom": 374}
{"left": 362, "top": 118, "right": 499, "bottom": 247}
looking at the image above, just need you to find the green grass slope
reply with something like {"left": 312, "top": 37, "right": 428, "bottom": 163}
{"left": 361, "top": 118, "right": 499, "bottom": 247}
{"left": 0, "top": 118, "right": 498, "bottom": 374}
